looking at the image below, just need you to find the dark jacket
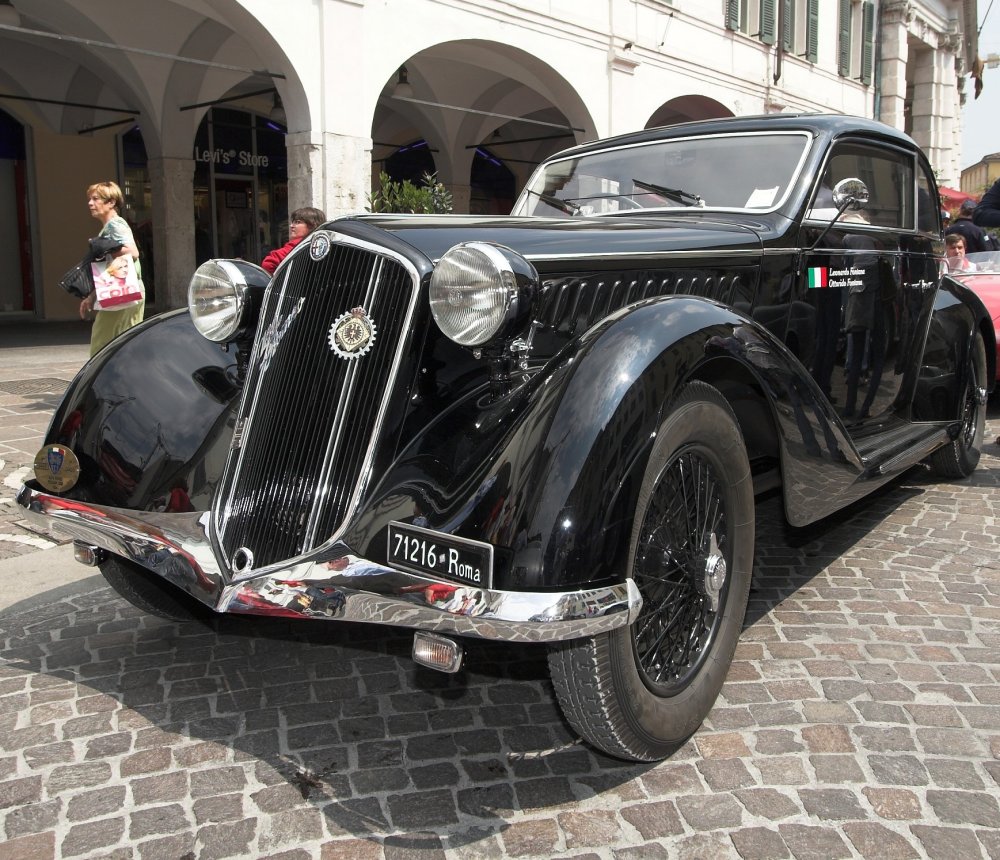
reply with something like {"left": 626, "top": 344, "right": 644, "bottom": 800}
{"left": 945, "top": 217, "right": 989, "bottom": 253}
{"left": 973, "top": 178, "right": 1000, "bottom": 229}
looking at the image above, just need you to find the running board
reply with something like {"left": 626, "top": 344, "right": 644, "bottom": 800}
{"left": 859, "top": 424, "right": 956, "bottom": 477}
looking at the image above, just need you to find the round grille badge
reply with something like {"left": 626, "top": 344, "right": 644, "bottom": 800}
{"left": 329, "top": 307, "right": 377, "bottom": 359}
{"left": 309, "top": 232, "right": 331, "bottom": 261}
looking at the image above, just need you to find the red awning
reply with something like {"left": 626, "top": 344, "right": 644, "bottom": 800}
{"left": 939, "top": 186, "right": 978, "bottom": 207}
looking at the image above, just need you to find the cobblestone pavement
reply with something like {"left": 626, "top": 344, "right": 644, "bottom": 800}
{"left": 0, "top": 324, "right": 90, "bottom": 563}
{"left": 1, "top": 333, "right": 999, "bottom": 859}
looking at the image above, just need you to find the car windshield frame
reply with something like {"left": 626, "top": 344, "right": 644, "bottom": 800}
{"left": 513, "top": 130, "right": 814, "bottom": 219}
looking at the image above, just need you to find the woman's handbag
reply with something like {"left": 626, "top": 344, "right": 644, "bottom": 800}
{"left": 91, "top": 255, "right": 144, "bottom": 310}
{"left": 58, "top": 237, "right": 124, "bottom": 300}
{"left": 58, "top": 262, "right": 93, "bottom": 299}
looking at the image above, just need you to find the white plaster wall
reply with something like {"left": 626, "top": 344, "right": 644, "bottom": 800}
{"left": 232, "top": 0, "right": 878, "bottom": 216}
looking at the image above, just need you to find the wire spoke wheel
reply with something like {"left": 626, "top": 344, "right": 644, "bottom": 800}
{"left": 548, "top": 381, "right": 754, "bottom": 761}
{"left": 930, "top": 334, "right": 987, "bottom": 479}
{"left": 632, "top": 447, "right": 728, "bottom": 695}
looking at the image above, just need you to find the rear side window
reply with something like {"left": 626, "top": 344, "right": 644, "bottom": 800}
{"left": 808, "top": 142, "right": 914, "bottom": 230}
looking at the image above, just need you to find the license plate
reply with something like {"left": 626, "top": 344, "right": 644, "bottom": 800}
{"left": 387, "top": 521, "right": 493, "bottom": 588}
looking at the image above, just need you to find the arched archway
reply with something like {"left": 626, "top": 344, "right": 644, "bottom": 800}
{"left": 0, "top": 0, "right": 308, "bottom": 315}
{"left": 373, "top": 40, "right": 595, "bottom": 213}
{"left": 645, "top": 95, "right": 734, "bottom": 130}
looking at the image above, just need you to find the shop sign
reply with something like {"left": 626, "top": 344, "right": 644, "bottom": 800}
{"left": 194, "top": 147, "right": 270, "bottom": 168}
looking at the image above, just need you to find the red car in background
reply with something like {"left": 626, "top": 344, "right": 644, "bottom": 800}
{"left": 948, "top": 251, "right": 1000, "bottom": 384}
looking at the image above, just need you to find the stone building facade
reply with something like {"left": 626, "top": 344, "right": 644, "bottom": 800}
{"left": 0, "top": 0, "right": 978, "bottom": 322}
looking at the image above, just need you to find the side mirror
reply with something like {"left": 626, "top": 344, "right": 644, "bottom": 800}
{"left": 832, "top": 177, "right": 870, "bottom": 211}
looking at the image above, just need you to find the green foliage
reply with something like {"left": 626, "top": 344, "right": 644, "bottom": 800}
{"left": 367, "top": 171, "right": 453, "bottom": 214}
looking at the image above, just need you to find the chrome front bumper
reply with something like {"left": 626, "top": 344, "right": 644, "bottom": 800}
{"left": 16, "top": 485, "right": 641, "bottom": 643}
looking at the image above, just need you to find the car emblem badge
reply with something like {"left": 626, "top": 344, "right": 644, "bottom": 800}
{"left": 33, "top": 444, "right": 81, "bottom": 493}
{"left": 309, "top": 232, "right": 331, "bottom": 261}
{"left": 329, "top": 307, "right": 377, "bottom": 359}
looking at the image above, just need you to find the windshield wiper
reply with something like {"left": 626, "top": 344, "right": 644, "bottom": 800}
{"left": 527, "top": 189, "right": 582, "bottom": 216}
{"left": 632, "top": 178, "right": 704, "bottom": 207}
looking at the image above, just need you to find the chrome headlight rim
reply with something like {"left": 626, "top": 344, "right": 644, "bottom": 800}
{"left": 188, "top": 259, "right": 251, "bottom": 342}
{"left": 429, "top": 241, "right": 537, "bottom": 348}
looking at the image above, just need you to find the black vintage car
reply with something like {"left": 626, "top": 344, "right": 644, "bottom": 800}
{"left": 18, "top": 114, "right": 994, "bottom": 762}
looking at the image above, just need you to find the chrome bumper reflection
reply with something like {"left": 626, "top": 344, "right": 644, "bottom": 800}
{"left": 15, "top": 485, "right": 641, "bottom": 642}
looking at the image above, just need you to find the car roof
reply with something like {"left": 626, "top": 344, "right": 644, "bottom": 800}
{"left": 550, "top": 113, "right": 919, "bottom": 161}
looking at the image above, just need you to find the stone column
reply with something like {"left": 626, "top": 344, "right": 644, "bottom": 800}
{"left": 909, "top": 46, "right": 950, "bottom": 174}
{"left": 877, "top": 8, "right": 910, "bottom": 131}
{"left": 448, "top": 184, "right": 471, "bottom": 214}
{"left": 286, "top": 131, "right": 372, "bottom": 218}
{"left": 147, "top": 157, "right": 195, "bottom": 311}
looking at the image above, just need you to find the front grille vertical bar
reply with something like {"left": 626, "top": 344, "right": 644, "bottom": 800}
{"left": 302, "top": 257, "right": 385, "bottom": 548}
{"left": 214, "top": 232, "right": 421, "bottom": 575}
{"left": 214, "top": 264, "right": 296, "bottom": 545}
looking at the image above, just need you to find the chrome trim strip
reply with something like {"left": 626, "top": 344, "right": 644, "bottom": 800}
{"left": 523, "top": 248, "right": 767, "bottom": 263}
{"left": 16, "top": 485, "right": 641, "bottom": 643}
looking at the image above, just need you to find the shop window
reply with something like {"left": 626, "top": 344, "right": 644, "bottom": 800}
{"left": 120, "top": 126, "right": 154, "bottom": 305}
{"left": 470, "top": 147, "right": 516, "bottom": 215}
{"left": 193, "top": 107, "right": 288, "bottom": 265}
{"left": 0, "top": 108, "right": 29, "bottom": 312}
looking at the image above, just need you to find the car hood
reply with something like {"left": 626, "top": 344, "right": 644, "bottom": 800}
{"left": 334, "top": 213, "right": 766, "bottom": 267}
{"left": 949, "top": 271, "right": 1000, "bottom": 322}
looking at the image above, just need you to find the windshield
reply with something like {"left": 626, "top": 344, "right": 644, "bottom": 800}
{"left": 514, "top": 131, "right": 811, "bottom": 218}
{"left": 947, "top": 250, "right": 1000, "bottom": 274}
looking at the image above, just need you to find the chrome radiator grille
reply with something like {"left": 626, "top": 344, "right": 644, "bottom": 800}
{"left": 214, "top": 232, "right": 419, "bottom": 575}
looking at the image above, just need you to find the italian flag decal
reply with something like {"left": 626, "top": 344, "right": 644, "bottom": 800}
{"left": 807, "top": 267, "right": 829, "bottom": 288}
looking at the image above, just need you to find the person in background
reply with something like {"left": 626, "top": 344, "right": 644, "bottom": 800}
{"left": 973, "top": 177, "right": 1000, "bottom": 229}
{"left": 945, "top": 233, "right": 976, "bottom": 272}
{"left": 261, "top": 207, "right": 326, "bottom": 274}
{"left": 78, "top": 181, "right": 145, "bottom": 357}
{"left": 946, "top": 198, "right": 990, "bottom": 253}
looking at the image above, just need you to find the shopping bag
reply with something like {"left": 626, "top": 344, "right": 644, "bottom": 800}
{"left": 58, "top": 262, "right": 93, "bottom": 299}
{"left": 91, "top": 255, "right": 143, "bottom": 310}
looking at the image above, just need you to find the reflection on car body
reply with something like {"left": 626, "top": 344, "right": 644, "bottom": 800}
{"left": 17, "top": 114, "right": 994, "bottom": 762}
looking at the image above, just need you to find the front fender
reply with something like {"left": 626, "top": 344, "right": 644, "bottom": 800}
{"left": 344, "top": 296, "right": 766, "bottom": 592}
{"left": 39, "top": 310, "right": 244, "bottom": 512}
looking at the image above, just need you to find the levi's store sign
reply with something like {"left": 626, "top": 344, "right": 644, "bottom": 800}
{"left": 807, "top": 266, "right": 866, "bottom": 289}
{"left": 194, "top": 147, "right": 270, "bottom": 168}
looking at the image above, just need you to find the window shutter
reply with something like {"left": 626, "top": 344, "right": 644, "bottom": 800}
{"left": 861, "top": 0, "right": 875, "bottom": 84}
{"left": 806, "top": 0, "right": 819, "bottom": 62}
{"left": 726, "top": 0, "right": 740, "bottom": 31}
{"left": 782, "top": 0, "right": 794, "bottom": 51}
{"left": 838, "top": 0, "right": 852, "bottom": 77}
{"left": 760, "top": 0, "right": 777, "bottom": 44}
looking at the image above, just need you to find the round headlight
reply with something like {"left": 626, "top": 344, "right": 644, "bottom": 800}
{"left": 429, "top": 242, "right": 536, "bottom": 347}
{"left": 188, "top": 260, "right": 249, "bottom": 342}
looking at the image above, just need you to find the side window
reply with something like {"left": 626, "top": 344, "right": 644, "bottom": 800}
{"left": 916, "top": 166, "right": 940, "bottom": 235}
{"left": 807, "top": 142, "right": 914, "bottom": 229}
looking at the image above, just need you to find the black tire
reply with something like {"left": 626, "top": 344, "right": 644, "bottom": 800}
{"left": 100, "top": 555, "right": 208, "bottom": 621}
{"left": 548, "top": 381, "right": 754, "bottom": 762}
{"left": 928, "top": 334, "right": 987, "bottom": 479}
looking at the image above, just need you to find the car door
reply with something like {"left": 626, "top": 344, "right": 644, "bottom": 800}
{"left": 798, "top": 139, "right": 937, "bottom": 428}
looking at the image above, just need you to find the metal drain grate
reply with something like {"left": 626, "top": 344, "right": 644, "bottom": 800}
{"left": 0, "top": 378, "right": 70, "bottom": 396}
